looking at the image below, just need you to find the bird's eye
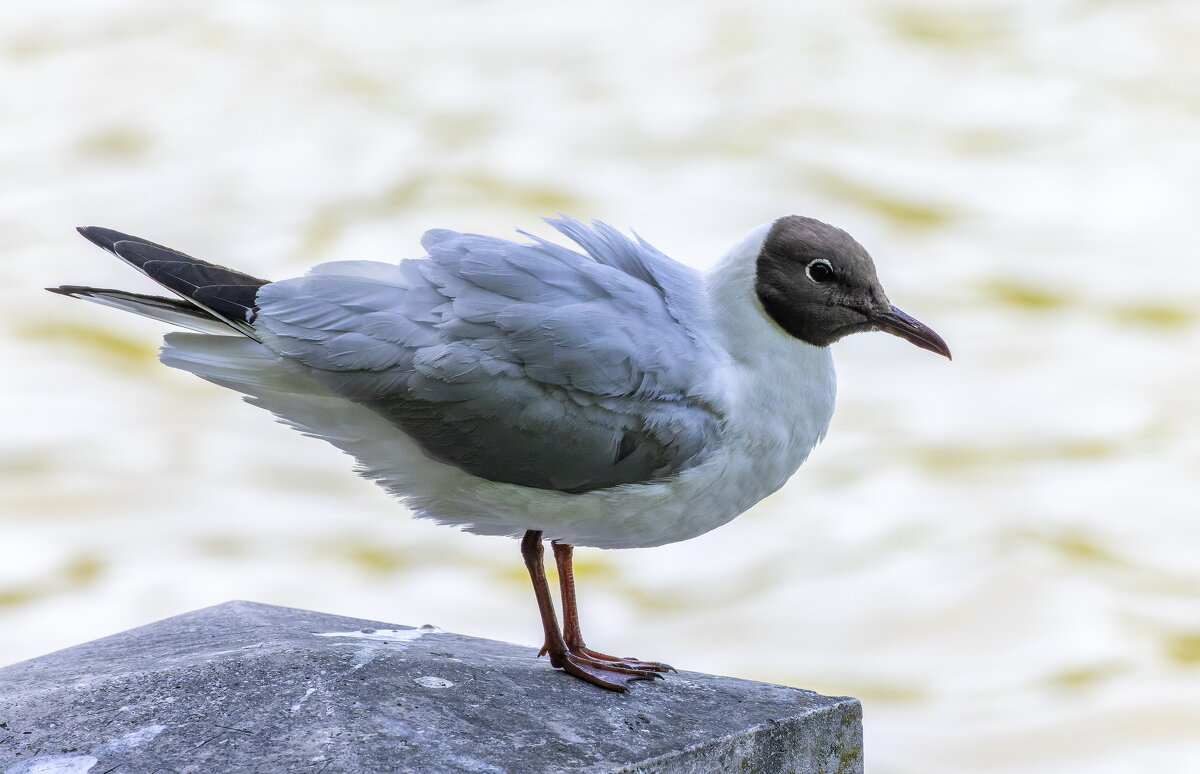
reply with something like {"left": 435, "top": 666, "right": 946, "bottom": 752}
{"left": 806, "top": 259, "right": 835, "bottom": 284}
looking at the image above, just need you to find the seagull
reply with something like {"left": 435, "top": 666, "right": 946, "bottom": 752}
{"left": 49, "top": 215, "right": 949, "bottom": 691}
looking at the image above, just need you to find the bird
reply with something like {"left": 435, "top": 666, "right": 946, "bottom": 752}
{"left": 49, "top": 215, "right": 949, "bottom": 692}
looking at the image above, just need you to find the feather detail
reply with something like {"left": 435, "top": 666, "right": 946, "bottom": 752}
{"left": 254, "top": 220, "right": 725, "bottom": 493}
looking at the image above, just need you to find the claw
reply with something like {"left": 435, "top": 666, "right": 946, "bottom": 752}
{"left": 575, "top": 646, "right": 674, "bottom": 673}
{"left": 557, "top": 651, "right": 665, "bottom": 692}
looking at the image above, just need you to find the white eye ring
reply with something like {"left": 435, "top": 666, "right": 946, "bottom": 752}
{"left": 805, "top": 258, "right": 835, "bottom": 284}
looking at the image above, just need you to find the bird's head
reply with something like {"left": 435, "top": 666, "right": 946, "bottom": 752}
{"left": 754, "top": 215, "right": 951, "bottom": 359}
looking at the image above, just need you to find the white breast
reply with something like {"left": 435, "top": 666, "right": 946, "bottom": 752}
{"left": 400, "top": 223, "right": 837, "bottom": 549}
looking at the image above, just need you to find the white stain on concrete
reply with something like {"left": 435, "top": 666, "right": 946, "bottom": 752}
{"left": 349, "top": 646, "right": 378, "bottom": 671}
{"left": 6, "top": 724, "right": 166, "bottom": 774}
{"left": 97, "top": 723, "right": 166, "bottom": 753}
{"left": 413, "top": 676, "right": 454, "bottom": 689}
{"left": 7, "top": 755, "right": 98, "bottom": 774}
{"left": 315, "top": 624, "right": 442, "bottom": 643}
{"left": 290, "top": 686, "right": 318, "bottom": 712}
{"left": 203, "top": 642, "right": 266, "bottom": 658}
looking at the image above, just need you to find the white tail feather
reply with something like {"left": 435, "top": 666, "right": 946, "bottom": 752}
{"left": 58, "top": 288, "right": 239, "bottom": 336}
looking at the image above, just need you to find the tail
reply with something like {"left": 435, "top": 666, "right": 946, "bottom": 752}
{"left": 48, "top": 226, "right": 271, "bottom": 340}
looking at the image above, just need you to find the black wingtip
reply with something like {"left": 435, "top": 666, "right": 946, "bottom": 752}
{"left": 110, "top": 239, "right": 145, "bottom": 258}
{"left": 110, "top": 238, "right": 169, "bottom": 271}
{"left": 46, "top": 285, "right": 91, "bottom": 297}
{"left": 76, "top": 225, "right": 130, "bottom": 253}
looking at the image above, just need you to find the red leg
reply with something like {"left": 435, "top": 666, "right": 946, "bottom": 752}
{"left": 521, "top": 530, "right": 568, "bottom": 668}
{"left": 521, "top": 531, "right": 664, "bottom": 691}
{"left": 553, "top": 541, "right": 673, "bottom": 674}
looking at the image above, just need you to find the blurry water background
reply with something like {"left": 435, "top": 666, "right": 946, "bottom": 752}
{"left": 2, "top": 1, "right": 1197, "bottom": 771}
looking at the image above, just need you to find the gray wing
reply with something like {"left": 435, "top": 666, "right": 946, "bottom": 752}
{"left": 254, "top": 217, "right": 724, "bottom": 493}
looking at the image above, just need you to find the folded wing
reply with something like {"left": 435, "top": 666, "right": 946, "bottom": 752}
{"left": 255, "top": 218, "right": 724, "bottom": 493}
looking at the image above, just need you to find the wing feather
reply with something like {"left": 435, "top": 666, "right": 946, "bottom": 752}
{"left": 254, "top": 219, "right": 723, "bottom": 492}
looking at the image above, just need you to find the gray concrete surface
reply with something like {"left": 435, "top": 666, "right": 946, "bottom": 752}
{"left": 0, "top": 601, "right": 862, "bottom": 773}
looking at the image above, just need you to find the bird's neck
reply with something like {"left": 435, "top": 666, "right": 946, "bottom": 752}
{"left": 704, "top": 223, "right": 820, "bottom": 367}
{"left": 703, "top": 224, "right": 837, "bottom": 470}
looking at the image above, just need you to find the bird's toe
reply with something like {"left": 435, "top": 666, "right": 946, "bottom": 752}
{"left": 574, "top": 647, "right": 674, "bottom": 673}
{"left": 557, "top": 651, "right": 666, "bottom": 692}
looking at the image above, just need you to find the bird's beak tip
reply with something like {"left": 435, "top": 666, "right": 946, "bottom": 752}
{"left": 873, "top": 305, "right": 951, "bottom": 361}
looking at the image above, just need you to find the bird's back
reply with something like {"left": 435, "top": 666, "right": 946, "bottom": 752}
{"left": 248, "top": 218, "right": 725, "bottom": 493}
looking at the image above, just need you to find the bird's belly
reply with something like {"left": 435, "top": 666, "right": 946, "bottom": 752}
{"left": 243, "top": 331, "right": 839, "bottom": 549}
{"left": 401, "top": 354, "right": 837, "bottom": 549}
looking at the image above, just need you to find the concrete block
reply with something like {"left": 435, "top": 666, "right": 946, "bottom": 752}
{"left": 0, "top": 601, "right": 862, "bottom": 773}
